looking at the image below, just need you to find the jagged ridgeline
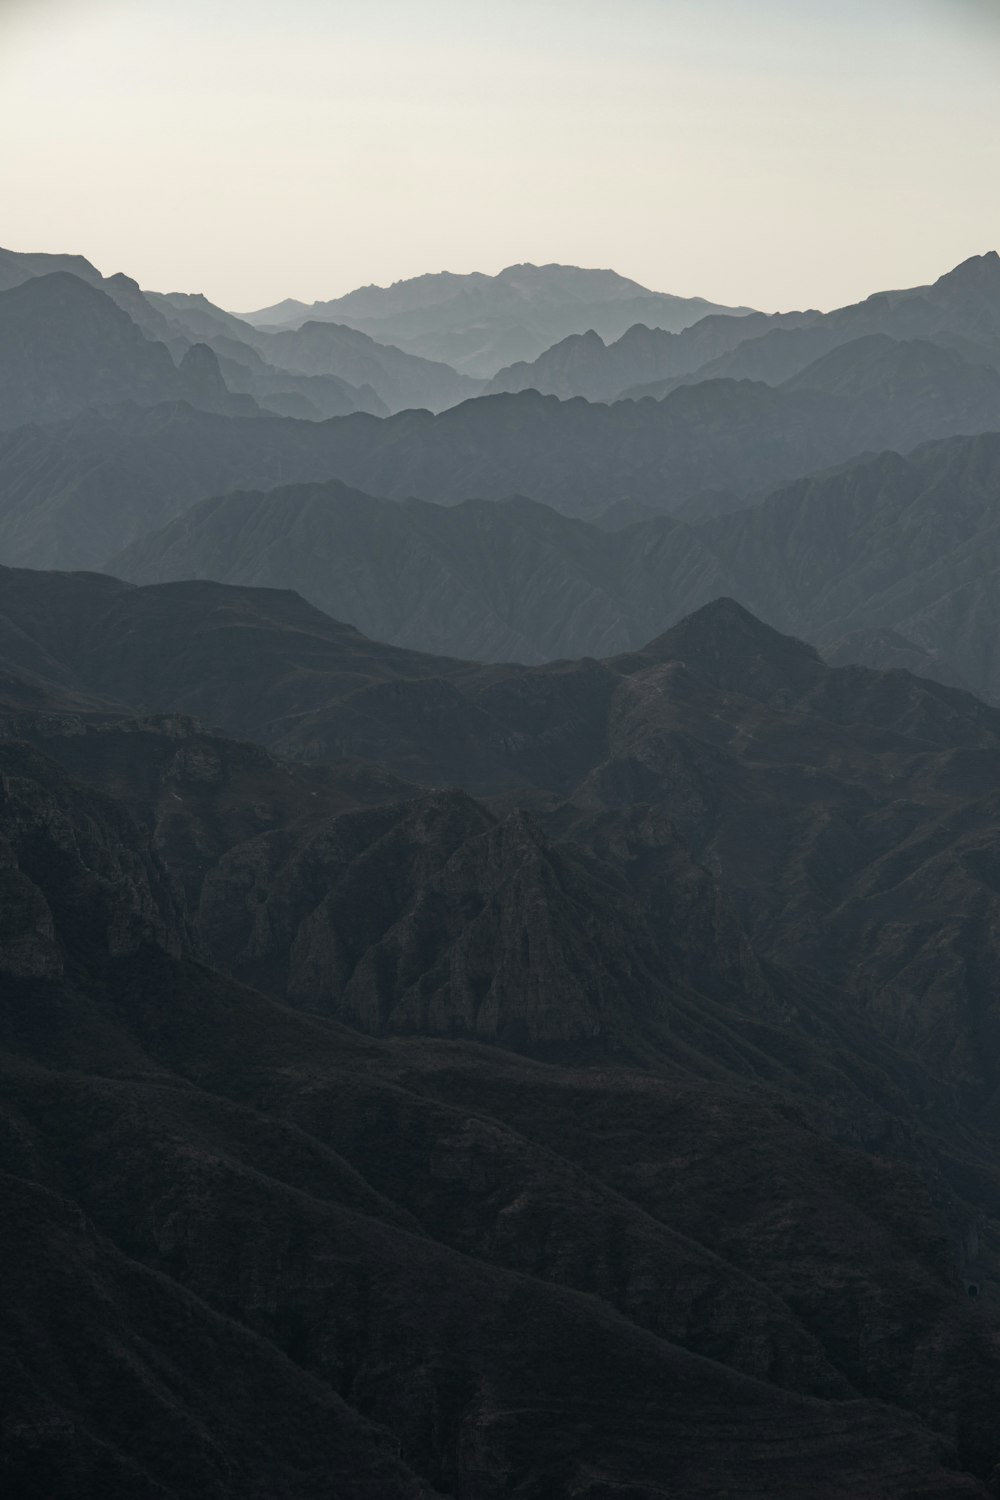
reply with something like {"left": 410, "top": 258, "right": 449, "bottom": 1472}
{"left": 5, "top": 242, "right": 1000, "bottom": 1498}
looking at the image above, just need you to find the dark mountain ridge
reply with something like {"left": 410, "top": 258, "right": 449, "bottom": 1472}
{"left": 5, "top": 577, "right": 1000, "bottom": 1490}
{"left": 2, "top": 720, "right": 992, "bottom": 1498}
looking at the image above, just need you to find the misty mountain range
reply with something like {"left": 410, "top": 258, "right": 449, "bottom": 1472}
{"left": 103, "top": 431, "right": 1000, "bottom": 704}
{"left": 4, "top": 241, "right": 1000, "bottom": 701}
{"left": 485, "top": 251, "right": 1000, "bottom": 400}
{"left": 239, "top": 261, "right": 755, "bottom": 375}
{"left": 8, "top": 238, "right": 1000, "bottom": 1497}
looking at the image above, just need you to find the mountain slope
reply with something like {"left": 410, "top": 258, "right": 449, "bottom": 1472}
{"left": 2, "top": 729, "right": 988, "bottom": 1498}
{"left": 109, "top": 481, "right": 728, "bottom": 663}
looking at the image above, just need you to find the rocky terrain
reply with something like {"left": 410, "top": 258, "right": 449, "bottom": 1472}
{"left": 6, "top": 579, "right": 1000, "bottom": 1493}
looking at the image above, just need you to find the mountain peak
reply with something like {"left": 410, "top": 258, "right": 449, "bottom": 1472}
{"left": 637, "top": 598, "right": 821, "bottom": 697}
{"left": 178, "top": 340, "right": 226, "bottom": 382}
{"left": 177, "top": 342, "right": 257, "bottom": 416}
{"left": 933, "top": 250, "right": 1000, "bottom": 292}
{"left": 6, "top": 269, "right": 111, "bottom": 305}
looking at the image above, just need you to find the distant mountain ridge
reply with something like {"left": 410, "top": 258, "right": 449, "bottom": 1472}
{"left": 0, "top": 247, "right": 486, "bottom": 420}
{"left": 150, "top": 291, "right": 483, "bottom": 414}
{"left": 240, "top": 261, "right": 754, "bottom": 377}
{"left": 484, "top": 310, "right": 818, "bottom": 400}
{"left": 485, "top": 251, "right": 1000, "bottom": 401}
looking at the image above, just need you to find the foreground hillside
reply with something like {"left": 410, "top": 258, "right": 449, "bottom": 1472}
{"left": 5, "top": 576, "right": 1000, "bottom": 1492}
{"left": 5, "top": 732, "right": 989, "bottom": 1499}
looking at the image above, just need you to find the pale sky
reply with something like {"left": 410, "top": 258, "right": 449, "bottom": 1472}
{"left": 1, "top": 0, "right": 999, "bottom": 312}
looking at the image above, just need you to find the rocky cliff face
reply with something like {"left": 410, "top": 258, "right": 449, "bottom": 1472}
{"left": 0, "top": 741, "right": 183, "bottom": 982}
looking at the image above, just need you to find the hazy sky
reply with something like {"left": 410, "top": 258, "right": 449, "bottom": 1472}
{"left": 1, "top": 0, "right": 999, "bottom": 311}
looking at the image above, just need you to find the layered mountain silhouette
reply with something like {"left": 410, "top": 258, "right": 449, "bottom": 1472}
{"left": 0, "top": 243, "right": 109, "bottom": 292}
{"left": 4, "top": 573, "right": 1000, "bottom": 1491}
{"left": 241, "top": 262, "right": 753, "bottom": 376}
{"left": 485, "top": 310, "right": 817, "bottom": 400}
{"left": 11, "top": 237, "right": 1000, "bottom": 1498}
{"left": 0, "top": 249, "right": 484, "bottom": 421}
{"left": 0, "top": 244, "right": 182, "bottom": 342}
{"left": 0, "top": 273, "right": 259, "bottom": 427}
{"left": 151, "top": 291, "right": 483, "bottom": 415}
{"left": 485, "top": 252, "right": 1000, "bottom": 401}
{"left": 6, "top": 334, "right": 1000, "bottom": 575}
{"left": 106, "top": 432, "right": 1000, "bottom": 704}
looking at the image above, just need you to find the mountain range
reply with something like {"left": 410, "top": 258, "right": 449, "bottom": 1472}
{"left": 6, "top": 321, "right": 1000, "bottom": 575}
{"left": 9, "top": 237, "right": 1000, "bottom": 1497}
{"left": 105, "top": 430, "right": 1000, "bottom": 705}
{"left": 0, "top": 257, "right": 485, "bottom": 424}
{"left": 485, "top": 251, "right": 1000, "bottom": 402}
{"left": 0, "top": 246, "right": 746, "bottom": 420}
